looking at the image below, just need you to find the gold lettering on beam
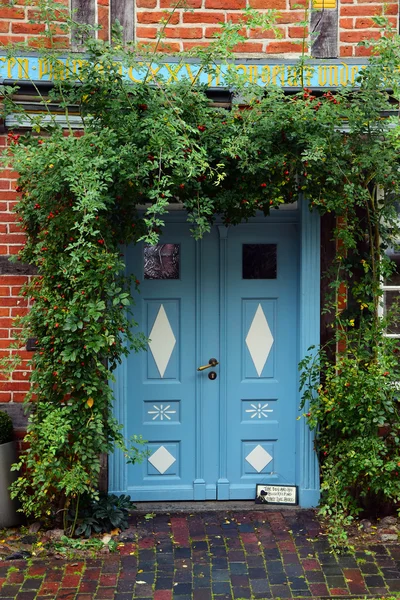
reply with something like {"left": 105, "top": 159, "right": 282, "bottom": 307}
{"left": 146, "top": 64, "right": 163, "bottom": 82}
{"left": 183, "top": 64, "right": 199, "bottom": 83}
{"left": 164, "top": 63, "right": 183, "bottom": 82}
{"left": 208, "top": 64, "right": 223, "bottom": 86}
{"left": 339, "top": 63, "right": 348, "bottom": 86}
{"left": 71, "top": 59, "right": 85, "bottom": 78}
{"left": 51, "top": 59, "right": 68, "bottom": 81}
{"left": 286, "top": 66, "right": 299, "bottom": 88}
{"left": 261, "top": 65, "right": 271, "bottom": 85}
{"left": 16, "top": 58, "right": 29, "bottom": 80}
{"left": 127, "top": 66, "right": 142, "bottom": 83}
{"left": 328, "top": 65, "right": 338, "bottom": 86}
{"left": 0, "top": 57, "right": 6, "bottom": 78}
{"left": 304, "top": 66, "right": 314, "bottom": 87}
{"left": 232, "top": 64, "right": 248, "bottom": 86}
{"left": 318, "top": 65, "right": 327, "bottom": 87}
{"left": 248, "top": 65, "right": 259, "bottom": 83}
{"left": 7, "top": 57, "right": 16, "bottom": 79}
{"left": 271, "top": 65, "right": 285, "bottom": 86}
{"left": 38, "top": 59, "right": 52, "bottom": 80}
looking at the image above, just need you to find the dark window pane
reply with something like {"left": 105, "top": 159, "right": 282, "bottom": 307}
{"left": 243, "top": 244, "right": 277, "bottom": 279}
{"left": 385, "top": 290, "right": 400, "bottom": 334}
{"left": 144, "top": 244, "right": 180, "bottom": 279}
{"left": 385, "top": 251, "right": 400, "bottom": 286}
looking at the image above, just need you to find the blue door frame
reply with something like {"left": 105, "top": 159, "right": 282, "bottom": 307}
{"left": 109, "top": 201, "right": 320, "bottom": 508}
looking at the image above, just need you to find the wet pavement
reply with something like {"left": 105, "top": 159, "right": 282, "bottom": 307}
{"left": 1, "top": 508, "right": 400, "bottom": 599}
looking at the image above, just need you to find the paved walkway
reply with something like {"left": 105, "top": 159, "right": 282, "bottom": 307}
{"left": 1, "top": 509, "right": 400, "bottom": 599}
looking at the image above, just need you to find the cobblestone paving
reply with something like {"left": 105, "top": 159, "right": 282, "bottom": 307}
{"left": 1, "top": 509, "right": 400, "bottom": 599}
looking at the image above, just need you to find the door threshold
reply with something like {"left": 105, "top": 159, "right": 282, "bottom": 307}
{"left": 132, "top": 500, "right": 303, "bottom": 513}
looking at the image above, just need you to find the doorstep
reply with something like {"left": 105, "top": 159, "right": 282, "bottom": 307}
{"left": 133, "top": 500, "right": 302, "bottom": 513}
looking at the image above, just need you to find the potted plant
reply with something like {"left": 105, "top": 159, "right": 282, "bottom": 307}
{"left": 0, "top": 411, "right": 21, "bottom": 528}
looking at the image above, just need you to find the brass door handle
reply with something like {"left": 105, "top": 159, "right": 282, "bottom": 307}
{"left": 197, "top": 358, "right": 219, "bottom": 371}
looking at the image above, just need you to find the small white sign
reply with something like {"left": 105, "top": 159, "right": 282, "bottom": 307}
{"left": 256, "top": 484, "right": 297, "bottom": 505}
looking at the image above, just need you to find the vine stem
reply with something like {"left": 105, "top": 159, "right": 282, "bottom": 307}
{"left": 71, "top": 493, "right": 80, "bottom": 537}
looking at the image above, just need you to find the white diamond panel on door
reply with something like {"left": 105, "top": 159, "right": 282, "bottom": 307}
{"left": 243, "top": 442, "right": 275, "bottom": 475}
{"left": 146, "top": 300, "right": 180, "bottom": 380}
{"left": 243, "top": 300, "right": 276, "bottom": 379}
{"left": 147, "top": 443, "right": 179, "bottom": 476}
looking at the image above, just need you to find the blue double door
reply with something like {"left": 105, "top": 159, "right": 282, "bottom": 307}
{"left": 125, "top": 221, "right": 298, "bottom": 500}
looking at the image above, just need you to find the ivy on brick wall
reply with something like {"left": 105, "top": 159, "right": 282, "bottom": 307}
{"left": 2, "top": 6, "right": 400, "bottom": 543}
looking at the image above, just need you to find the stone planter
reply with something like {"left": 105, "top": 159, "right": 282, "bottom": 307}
{"left": 0, "top": 441, "right": 21, "bottom": 528}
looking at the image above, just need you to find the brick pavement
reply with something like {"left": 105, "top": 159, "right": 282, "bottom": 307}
{"left": 0, "top": 509, "right": 400, "bottom": 599}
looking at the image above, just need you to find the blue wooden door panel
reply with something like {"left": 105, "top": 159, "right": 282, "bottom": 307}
{"left": 126, "top": 224, "right": 198, "bottom": 500}
{"left": 224, "top": 224, "right": 298, "bottom": 499}
{"left": 126, "top": 220, "right": 299, "bottom": 501}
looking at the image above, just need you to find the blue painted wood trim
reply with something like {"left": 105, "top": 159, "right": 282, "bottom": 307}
{"left": 298, "top": 199, "right": 321, "bottom": 508}
{"left": 217, "top": 225, "right": 230, "bottom": 499}
{"left": 194, "top": 239, "right": 207, "bottom": 500}
{"left": 108, "top": 359, "right": 128, "bottom": 494}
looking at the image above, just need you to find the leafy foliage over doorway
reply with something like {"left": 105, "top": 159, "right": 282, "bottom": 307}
{"left": 2, "top": 4, "right": 400, "bottom": 540}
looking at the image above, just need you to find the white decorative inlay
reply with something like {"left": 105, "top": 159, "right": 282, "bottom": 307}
{"left": 149, "top": 305, "right": 176, "bottom": 378}
{"left": 148, "top": 404, "right": 177, "bottom": 421}
{"left": 148, "top": 445, "right": 176, "bottom": 474}
{"left": 245, "top": 304, "right": 274, "bottom": 377}
{"left": 246, "top": 402, "right": 273, "bottom": 419}
{"left": 245, "top": 444, "right": 273, "bottom": 472}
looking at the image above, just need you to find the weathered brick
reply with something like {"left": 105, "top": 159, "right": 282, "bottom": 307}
{"left": 183, "top": 41, "right": 210, "bottom": 49}
{"left": 160, "top": 0, "right": 201, "bottom": 7}
{"left": 12, "top": 22, "right": 46, "bottom": 34}
{"left": 277, "top": 10, "right": 305, "bottom": 23}
{"left": 0, "top": 35, "right": 25, "bottom": 45}
{"left": 137, "top": 11, "right": 179, "bottom": 23}
{"left": 205, "top": 25, "right": 222, "bottom": 37}
{"left": 205, "top": 0, "right": 246, "bottom": 8}
{"left": 355, "top": 16, "right": 397, "bottom": 27}
{"left": 136, "top": 26, "right": 158, "bottom": 38}
{"left": 234, "top": 41, "right": 264, "bottom": 52}
{"left": 249, "top": 26, "right": 279, "bottom": 39}
{"left": 288, "top": 25, "right": 308, "bottom": 37}
{"left": 249, "top": 0, "right": 286, "bottom": 7}
{"left": 265, "top": 40, "right": 303, "bottom": 52}
{"left": 341, "top": 4, "right": 396, "bottom": 16}
{"left": 136, "top": 40, "right": 182, "bottom": 52}
{"left": 1, "top": 234, "right": 26, "bottom": 243}
{"left": 355, "top": 45, "right": 373, "bottom": 56}
{"left": 340, "top": 30, "right": 380, "bottom": 42}
{"left": 340, "top": 18, "right": 354, "bottom": 28}
{"left": 0, "top": 7, "right": 25, "bottom": 19}
{"left": 183, "top": 11, "right": 225, "bottom": 23}
{"left": 136, "top": 0, "right": 157, "bottom": 7}
{"left": 164, "top": 26, "right": 203, "bottom": 38}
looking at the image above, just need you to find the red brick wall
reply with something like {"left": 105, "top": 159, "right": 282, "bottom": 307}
{"left": 0, "top": 0, "right": 397, "bottom": 55}
{"left": 0, "top": 1, "right": 70, "bottom": 48}
{"left": 339, "top": 3, "right": 398, "bottom": 57}
{"left": 0, "top": 134, "right": 32, "bottom": 448}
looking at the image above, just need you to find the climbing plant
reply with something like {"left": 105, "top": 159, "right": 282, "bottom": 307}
{"left": 2, "top": 3, "right": 400, "bottom": 538}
